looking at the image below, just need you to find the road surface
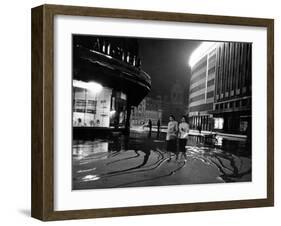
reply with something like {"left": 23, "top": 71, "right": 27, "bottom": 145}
{"left": 72, "top": 131, "right": 251, "bottom": 190}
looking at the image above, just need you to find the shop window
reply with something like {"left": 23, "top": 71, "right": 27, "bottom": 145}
{"left": 239, "top": 120, "right": 248, "bottom": 132}
{"left": 73, "top": 80, "right": 113, "bottom": 127}
{"left": 109, "top": 91, "right": 127, "bottom": 128}
{"left": 214, "top": 117, "right": 224, "bottom": 129}
{"left": 86, "top": 100, "right": 97, "bottom": 114}
{"left": 74, "top": 99, "right": 86, "bottom": 113}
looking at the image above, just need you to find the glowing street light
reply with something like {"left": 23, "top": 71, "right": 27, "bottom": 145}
{"left": 73, "top": 80, "right": 103, "bottom": 93}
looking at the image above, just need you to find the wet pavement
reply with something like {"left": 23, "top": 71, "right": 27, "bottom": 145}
{"left": 72, "top": 131, "right": 252, "bottom": 190}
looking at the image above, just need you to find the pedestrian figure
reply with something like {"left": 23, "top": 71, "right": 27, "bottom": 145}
{"left": 177, "top": 116, "right": 189, "bottom": 161}
{"left": 147, "top": 119, "right": 152, "bottom": 138}
{"left": 197, "top": 124, "right": 202, "bottom": 133}
{"left": 77, "top": 118, "right": 83, "bottom": 127}
{"left": 197, "top": 123, "right": 202, "bottom": 143}
{"left": 157, "top": 119, "right": 161, "bottom": 139}
{"left": 166, "top": 115, "right": 178, "bottom": 161}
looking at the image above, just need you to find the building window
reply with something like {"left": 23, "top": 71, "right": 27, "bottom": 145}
{"left": 73, "top": 80, "right": 125, "bottom": 128}
{"left": 215, "top": 104, "right": 219, "bottom": 110}
{"left": 207, "top": 79, "right": 215, "bottom": 86}
{"left": 86, "top": 100, "right": 97, "bottom": 114}
{"left": 214, "top": 117, "right": 224, "bottom": 129}
{"left": 207, "top": 91, "right": 214, "bottom": 99}
{"left": 208, "top": 66, "right": 216, "bottom": 74}
{"left": 74, "top": 99, "right": 86, "bottom": 113}
{"left": 242, "top": 99, "right": 248, "bottom": 106}
{"left": 239, "top": 120, "right": 248, "bottom": 132}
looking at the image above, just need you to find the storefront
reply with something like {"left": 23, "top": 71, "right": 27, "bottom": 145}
{"left": 213, "top": 112, "right": 251, "bottom": 134}
{"left": 73, "top": 79, "right": 130, "bottom": 129}
{"left": 189, "top": 111, "right": 214, "bottom": 132}
{"left": 72, "top": 36, "right": 151, "bottom": 137}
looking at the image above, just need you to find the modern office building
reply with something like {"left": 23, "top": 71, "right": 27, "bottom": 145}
{"left": 188, "top": 42, "right": 252, "bottom": 135}
{"left": 72, "top": 35, "right": 151, "bottom": 137}
{"left": 212, "top": 42, "right": 252, "bottom": 134}
{"left": 188, "top": 43, "right": 217, "bottom": 131}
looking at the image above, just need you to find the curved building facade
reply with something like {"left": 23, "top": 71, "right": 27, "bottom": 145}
{"left": 72, "top": 35, "right": 151, "bottom": 137}
{"left": 188, "top": 43, "right": 217, "bottom": 131}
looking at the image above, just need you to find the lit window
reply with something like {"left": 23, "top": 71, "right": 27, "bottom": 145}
{"left": 214, "top": 117, "right": 224, "bottom": 129}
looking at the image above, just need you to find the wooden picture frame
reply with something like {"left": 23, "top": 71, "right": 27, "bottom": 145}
{"left": 31, "top": 4, "right": 274, "bottom": 221}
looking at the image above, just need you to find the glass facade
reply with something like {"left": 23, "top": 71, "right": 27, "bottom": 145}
{"left": 214, "top": 117, "right": 224, "bottom": 129}
{"left": 73, "top": 80, "right": 127, "bottom": 128}
{"left": 109, "top": 91, "right": 127, "bottom": 128}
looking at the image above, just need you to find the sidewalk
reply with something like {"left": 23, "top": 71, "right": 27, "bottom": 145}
{"left": 189, "top": 130, "right": 247, "bottom": 141}
{"left": 131, "top": 125, "right": 247, "bottom": 141}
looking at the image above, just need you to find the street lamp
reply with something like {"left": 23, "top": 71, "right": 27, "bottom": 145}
{"left": 73, "top": 80, "right": 103, "bottom": 93}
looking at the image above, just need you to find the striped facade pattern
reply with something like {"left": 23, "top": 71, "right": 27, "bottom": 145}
{"left": 188, "top": 42, "right": 252, "bottom": 133}
{"left": 214, "top": 42, "right": 252, "bottom": 112}
{"left": 189, "top": 47, "right": 216, "bottom": 114}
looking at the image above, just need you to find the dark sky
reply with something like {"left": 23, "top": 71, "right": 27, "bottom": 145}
{"left": 73, "top": 34, "right": 201, "bottom": 100}
{"left": 138, "top": 38, "right": 201, "bottom": 98}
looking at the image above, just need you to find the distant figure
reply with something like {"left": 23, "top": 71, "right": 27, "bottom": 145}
{"left": 166, "top": 115, "right": 178, "bottom": 161}
{"left": 148, "top": 119, "right": 152, "bottom": 138}
{"left": 157, "top": 119, "right": 161, "bottom": 138}
{"left": 114, "top": 118, "right": 119, "bottom": 129}
{"left": 77, "top": 118, "right": 83, "bottom": 127}
{"left": 197, "top": 123, "right": 202, "bottom": 143}
{"left": 177, "top": 116, "right": 189, "bottom": 161}
{"left": 197, "top": 124, "right": 202, "bottom": 134}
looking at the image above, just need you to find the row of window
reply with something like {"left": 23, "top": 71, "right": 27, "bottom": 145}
{"left": 208, "top": 53, "right": 216, "bottom": 62}
{"left": 189, "top": 91, "right": 214, "bottom": 103}
{"left": 190, "top": 64, "right": 216, "bottom": 87}
{"left": 189, "top": 103, "right": 213, "bottom": 113}
{"left": 208, "top": 66, "right": 216, "bottom": 75}
{"left": 191, "top": 52, "right": 216, "bottom": 79}
{"left": 73, "top": 99, "right": 97, "bottom": 112}
{"left": 215, "top": 98, "right": 251, "bottom": 110}
{"left": 190, "top": 78, "right": 215, "bottom": 95}
{"left": 191, "top": 56, "right": 207, "bottom": 74}
{"left": 190, "top": 70, "right": 207, "bottom": 84}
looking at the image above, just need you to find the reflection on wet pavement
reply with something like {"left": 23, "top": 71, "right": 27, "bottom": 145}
{"left": 72, "top": 132, "right": 251, "bottom": 190}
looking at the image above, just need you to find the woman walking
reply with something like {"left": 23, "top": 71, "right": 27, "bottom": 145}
{"left": 166, "top": 115, "right": 178, "bottom": 161}
{"left": 177, "top": 116, "right": 189, "bottom": 161}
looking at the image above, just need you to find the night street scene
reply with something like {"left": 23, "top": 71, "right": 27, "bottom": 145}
{"left": 72, "top": 34, "right": 252, "bottom": 190}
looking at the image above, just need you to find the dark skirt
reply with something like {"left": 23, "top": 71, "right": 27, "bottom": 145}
{"left": 178, "top": 138, "right": 187, "bottom": 152}
{"left": 167, "top": 139, "right": 177, "bottom": 153}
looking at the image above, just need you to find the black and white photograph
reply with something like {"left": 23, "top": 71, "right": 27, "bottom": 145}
{"left": 72, "top": 34, "right": 252, "bottom": 190}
